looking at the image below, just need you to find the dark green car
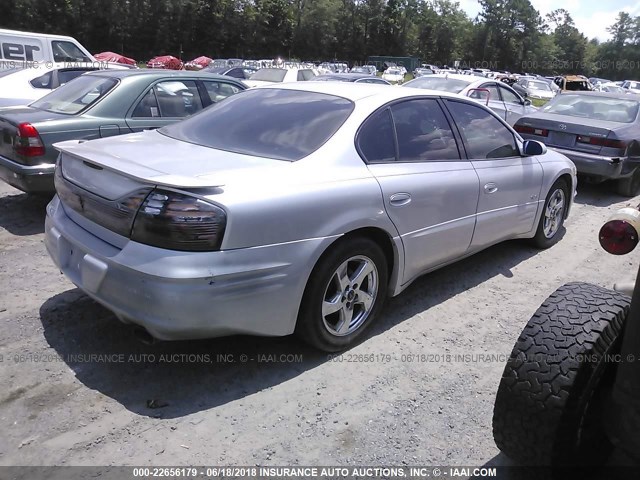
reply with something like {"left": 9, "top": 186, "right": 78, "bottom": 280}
{"left": 0, "top": 70, "right": 246, "bottom": 193}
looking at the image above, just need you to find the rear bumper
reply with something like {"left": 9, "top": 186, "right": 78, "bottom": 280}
{"left": 0, "top": 154, "right": 55, "bottom": 193}
{"left": 44, "top": 195, "right": 334, "bottom": 341}
{"left": 548, "top": 148, "right": 632, "bottom": 180}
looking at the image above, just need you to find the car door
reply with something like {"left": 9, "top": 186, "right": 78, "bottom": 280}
{"left": 478, "top": 82, "right": 508, "bottom": 121}
{"left": 444, "top": 99, "right": 543, "bottom": 249}
{"left": 125, "top": 79, "right": 204, "bottom": 132}
{"left": 362, "top": 98, "right": 480, "bottom": 285}
{"left": 499, "top": 84, "right": 529, "bottom": 125}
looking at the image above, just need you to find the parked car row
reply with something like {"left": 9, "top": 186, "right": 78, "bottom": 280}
{"left": 0, "top": 26, "right": 636, "bottom": 353}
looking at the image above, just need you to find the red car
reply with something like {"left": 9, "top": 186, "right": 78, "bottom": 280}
{"left": 146, "top": 55, "right": 183, "bottom": 70}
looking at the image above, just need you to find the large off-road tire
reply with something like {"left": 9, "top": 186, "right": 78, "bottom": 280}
{"left": 493, "top": 282, "right": 630, "bottom": 466}
{"left": 295, "top": 236, "right": 388, "bottom": 352}
{"left": 530, "top": 178, "right": 570, "bottom": 249}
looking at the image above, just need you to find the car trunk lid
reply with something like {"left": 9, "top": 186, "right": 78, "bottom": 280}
{"left": 54, "top": 130, "right": 290, "bottom": 199}
{"left": 0, "top": 107, "right": 70, "bottom": 164}
{"left": 516, "top": 113, "right": 625, "bottom": 156}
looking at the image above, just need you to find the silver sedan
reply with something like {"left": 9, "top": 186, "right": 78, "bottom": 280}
{"left": 404, "top": 73, "right": 538, "bottom": 125}
{"left": 45, "top": 83, "right": 576, "bottom": 351}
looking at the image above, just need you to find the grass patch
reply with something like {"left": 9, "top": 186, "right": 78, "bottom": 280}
{"left": 530, "top": 98, "right": 549, "bottom": 108}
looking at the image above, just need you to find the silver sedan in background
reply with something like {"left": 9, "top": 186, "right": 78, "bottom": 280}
{"left": 45, "top": 83, "right": 576, "bottom": 351}
{"left": 404, "top": 73, "right": 538, "bottom": 125}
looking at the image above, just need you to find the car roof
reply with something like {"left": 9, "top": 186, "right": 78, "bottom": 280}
{"left": 83, "top": 69, "right": 243, "bottom": 82}
{"left": 428, "top": 73, "right": 478, "bottom": 83}
{"left": 258, "top": 81, "right": 473, "bottom": 103}
{"left": 316, "top": 73, "right": 376, "bottom": 81}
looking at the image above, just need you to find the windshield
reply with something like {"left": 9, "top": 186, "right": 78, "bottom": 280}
{"left": 159, "top": 89, "right": 354, "bottom": 161}
{"left": 250, "top": 68, "right": 287, "bottom": 82}
{"left": 543, "top": 95, "right": 639, "bottom": 123}
{"left": 403, "top": 76, "right": 470, "bottom": 93}
{"left": 526, "top": 81, "right": 551, "bottom": 91}
{"left": 386, "top": 69, "right": 401, "bottom": 75}
{"left": 31, "top": 75, "right": 118, "bottom": 114}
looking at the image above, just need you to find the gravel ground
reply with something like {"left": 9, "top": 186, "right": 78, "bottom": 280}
{"left": 0, "top": 180, "right": 638, "bottom": 469}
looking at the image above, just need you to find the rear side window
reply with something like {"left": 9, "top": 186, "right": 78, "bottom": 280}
{"left": 30, "top": 71, "right": 54, "bottom": 89}
{"left": 445, "top": 100, "right": 519, "bottom": 159}
{"left": 357, "top": 109, "right": 396, "bottom": 163}
{"left": 391, "top": 99, "right": 460, "bottom": 161}
{"left": 159, "top": 89, "right": 354, "bottom": 161}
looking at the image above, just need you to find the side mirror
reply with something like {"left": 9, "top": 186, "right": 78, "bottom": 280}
{"left": 524, "top": 98, "right": 531, "bottom": 106}
{"left": 522, "top": 139, "right": 547, "bottom": 156}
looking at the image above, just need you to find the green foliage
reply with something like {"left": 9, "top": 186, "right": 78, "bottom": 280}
{"left": 1, "top": 0, "right": 638, "bottom": 80}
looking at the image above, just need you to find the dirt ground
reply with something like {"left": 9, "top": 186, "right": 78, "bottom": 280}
{"left": 0, "top": 180, "right": 638, "bottom": 469}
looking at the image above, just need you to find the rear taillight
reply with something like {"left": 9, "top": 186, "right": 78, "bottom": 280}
{"left": 131, "top": 190, "right": 226, "bottom": 251}
{"left": 599, "top": 207, "right": 640, "bottom": 255}
{"left": 577, "top": 135, "right": 627, "bottom": 149}
{"left": 14, "top": 122, "right": 45, "bottom": 157}
{"left": 514, "top": 125, "right": 549, "bottom": 137}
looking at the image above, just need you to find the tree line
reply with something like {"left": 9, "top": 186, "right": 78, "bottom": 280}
{"left": 2, "top": 0, "right": 640, "bottom": 80}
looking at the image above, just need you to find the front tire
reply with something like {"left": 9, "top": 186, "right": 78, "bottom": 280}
{"left": 493, "top": 283, "right": 629, "bottom": 465}
{"left": 295, "top": 236, "right": 388, "bottom": 352}
{"left": 531, "top": 178, "right": 569, "bottom": 248}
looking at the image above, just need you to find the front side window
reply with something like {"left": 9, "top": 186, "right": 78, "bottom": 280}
{"left": 203, "top": 81, "right": 242, "bottom": 103}
{"left": 499, "top": 85, "right": 522, "bottom": 105}
{"left": 31, "top": 75, "right": 117, "bottom": 114}
{"left": 445, "top": 100, "right": 519, "bottom": 159}
{"left": 51, "top": 41, "right": 91, "bottom": 62}
{"left": 479, "top": 83, "right": 501, "bottom": 102}
{"left": 160, "top": 89, "right": 354, "bottom": 161}
{"left": 391, "top": 99, "right": 460, "bottom": 162}
{"left": 154, "top": 80, "right": 203, "bottom": 117}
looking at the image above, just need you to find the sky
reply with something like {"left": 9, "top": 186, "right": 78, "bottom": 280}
{"left": 457, "top": 0, "right": 640, "bottom": 42}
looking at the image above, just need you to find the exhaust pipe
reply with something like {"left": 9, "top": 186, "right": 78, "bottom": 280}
{"left": 133, "top": 326, "right": 157, "bottom": 345}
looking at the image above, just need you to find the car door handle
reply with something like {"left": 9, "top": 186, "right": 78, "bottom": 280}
{"left": 389, "top": 193, "right": 412, "bottom": 206}
{"left": 484, "top": 183, "right": 499, "bottom": 194}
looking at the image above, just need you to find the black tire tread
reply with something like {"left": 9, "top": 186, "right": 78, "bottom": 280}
{"left": 492, "top": 282, "right": 630, "bottom": 465}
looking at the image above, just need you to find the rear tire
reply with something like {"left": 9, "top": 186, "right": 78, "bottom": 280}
{"left": 616, "top": 168, "right": 640, "bottom": 197}
{"left": 492, "top": 282, "right": 629, "bottom": 465}
{"left": 531, "top": 178, "right": 569, "bottom": 248}
{"left": 295, "top": 236, "right": 388, "bottom": 352}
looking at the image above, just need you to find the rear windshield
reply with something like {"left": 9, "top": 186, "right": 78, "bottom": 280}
{"left": 31, "top": 75, "right": 118, "bottom": 114}
{"left": 159, "top": 88, "right": 354, "bottom": 161}
{"left": 526, "top": 81, "right": 551, "bottom": 91}
{"left": 543, "top": 95, "right": 640, "bottom": 123}
{"left": 250, "top": 68, "right": 287, "bottom": 82}
{"left": 403, "top": 76, "right": 470, "bottom": 93}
